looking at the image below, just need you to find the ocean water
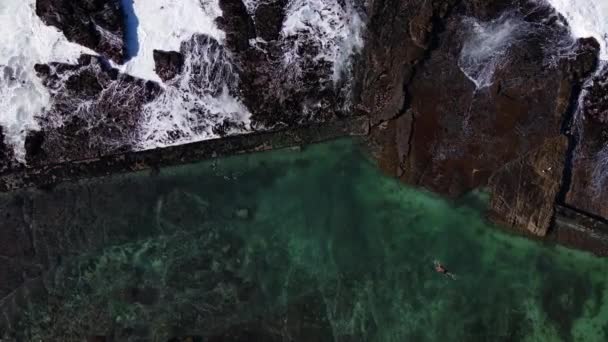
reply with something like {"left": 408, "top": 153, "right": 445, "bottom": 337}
{"left": 3, "top": 139, "right": 608, "bottom": 341}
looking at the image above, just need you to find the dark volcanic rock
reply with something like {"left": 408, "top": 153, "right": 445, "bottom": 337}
{"left": 236, "top": 44, "right": 342, "bottom": 128}
{"left": 28, "top": 55, "right": 161, "bottom": 166}
{"left": 253, "top": 0, "right": 288, "bottom": 41}
{"left": 217, "top": 0, "right": 256, "bottom": 52}
{"left": 218, "top": 0, "right": 360, "bottom": 128}
{"left": 153, "top": 50, "right": 185, "bottom": 82}
{"left": 36, "top": 0, "right": 126, "bottom": 63}
{"left": 220, "top": 0, "right": 348, "bottom": 128}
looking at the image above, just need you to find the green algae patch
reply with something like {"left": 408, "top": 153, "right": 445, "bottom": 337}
{"left": 3, "top": 139, "right": 608, "bottom": 341}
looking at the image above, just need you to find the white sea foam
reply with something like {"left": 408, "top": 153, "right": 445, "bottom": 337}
{"left": 544, "top": 0, "right": 608, "bottom": 60}
{"left": 242, "top": 0, "right": 261, "bottom": 16}
{"left": 0, "top": 1, "right": 94, "bottom": 161}
{"left": 281, "top": 0, "right": 364, "bottom": 84}
{"left": 459, "top": 13, "right": 529, "bottom": 89}
{"left": 116, "top": 0, "right": 225, "bottom": 84}
{"left": 137, "top": 36, "right": 251, "bottom": 149}
{"left": 116, "top": 0, "right": 253, "bottom": 149}
{"left": 0, "top": 0, "right": 364, "bottom": 160}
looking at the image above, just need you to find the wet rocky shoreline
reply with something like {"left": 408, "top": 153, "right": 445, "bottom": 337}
{"left": 0, "top": 115, "right": 607, "bottom": 256}
{"left": 1, "top": 0, "right": 608, "bottom": 253}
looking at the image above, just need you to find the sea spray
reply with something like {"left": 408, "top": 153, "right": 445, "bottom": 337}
{"left": 458, "top": 12, "right": 530, "bottom": 89}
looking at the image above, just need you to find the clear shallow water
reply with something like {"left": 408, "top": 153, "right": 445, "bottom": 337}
{"left": 4, "top": 139, "right": 608, "bottom": 341}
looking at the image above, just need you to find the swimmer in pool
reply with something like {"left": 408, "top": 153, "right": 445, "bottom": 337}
{"left": 434, "top": 260, "right": 456, "bottom": 279}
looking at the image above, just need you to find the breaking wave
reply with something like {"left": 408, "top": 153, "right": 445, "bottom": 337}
{"left": 137, "top": 35, "right": 251, "bottom": 149}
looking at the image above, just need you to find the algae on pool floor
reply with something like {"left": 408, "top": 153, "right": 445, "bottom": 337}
{"left": 2, "top": 139, "right": 608, "bottom": 341}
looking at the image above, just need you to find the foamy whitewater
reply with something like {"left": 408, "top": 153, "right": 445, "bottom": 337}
{"left": 544, "top": 0, "right": 608, "bottom": 60}
{"left": 281, "top": 0, "right": 364, "bottom": 84}
{"left": 0, "top": 0, "right": 364, "bottom": 160}
{"left": 137, "top": 35, "right": 251, "bottom": 149}
{"left": 116, "top": 0, "right": 225, "bottom": 83}
{"left": 117, "top": 0, "right": 253, "bottom": 149}
{"left": 0, "top": 0, "right": 93, "bottom": 161}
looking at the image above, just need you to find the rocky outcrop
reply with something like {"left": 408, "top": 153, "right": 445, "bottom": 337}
{"left": 252, "top": 0, "right": 287, "bottom": 41}
{"left": 27, "top": 55, "right": 161, "bottom": 166}
{"left": 218, "top": 0, "right": 357, "bottom": 128}
{"left": 153, "top": 50, "right": 184, "bottom": 82}
{"left": 360, "top": 0, "right": 601, "bottom": 235}
{"left": 488, "top": 137, "right": 568, "bottom": 235}
{"left": 36, "top": 0, "right": 126, "bottom": 63}
{"left": 216, "top": 0, "right": 256, "bottom": 52}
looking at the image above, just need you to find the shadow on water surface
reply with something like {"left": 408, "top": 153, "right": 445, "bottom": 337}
{"left": 120, "top": 0, "right": 139, "bottom": 61}
{"left": 1, "top": 139, "right": 608, "bottom": 341}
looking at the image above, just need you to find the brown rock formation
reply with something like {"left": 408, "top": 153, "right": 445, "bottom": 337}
{"left": 357, "top": 0, "right": 600, "bottom": 235}
{"left": 488, "top": 137, "right": 568, "bottom": 236}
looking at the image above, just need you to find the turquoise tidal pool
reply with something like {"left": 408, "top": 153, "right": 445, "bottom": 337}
{"left": 3, "top": 139, "right": 608, "bottom": 341}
